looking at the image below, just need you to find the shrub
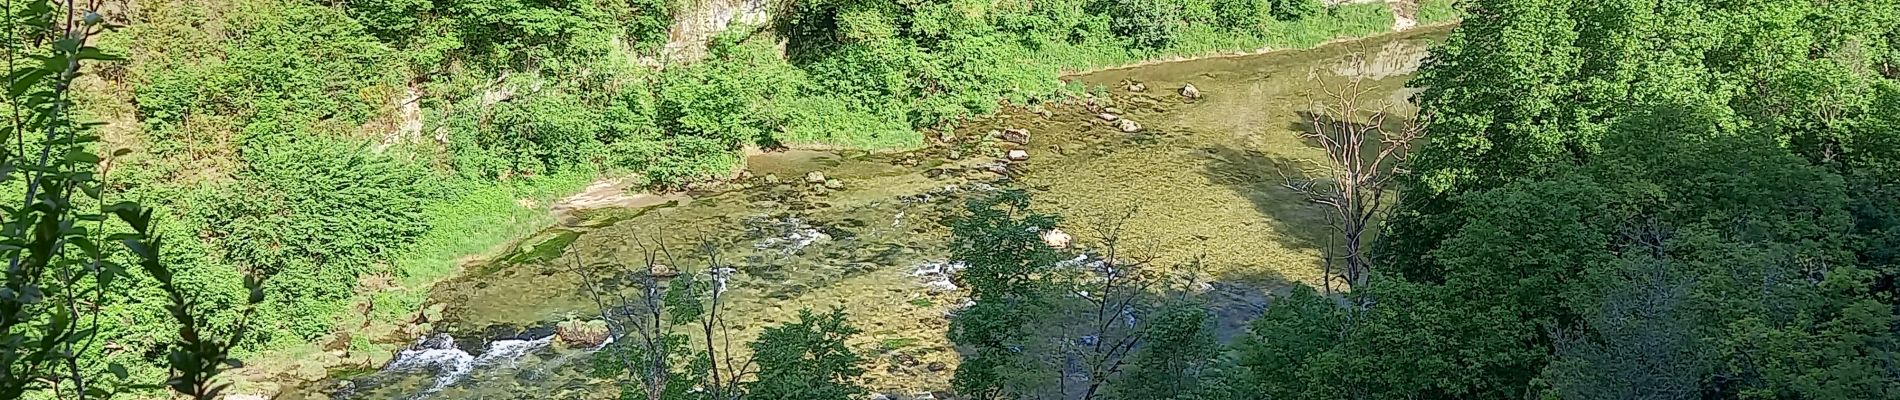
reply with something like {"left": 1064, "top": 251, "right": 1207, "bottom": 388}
{"left": 1268, "top": 0, "right": 1322, "bottom": 21}
{"left": 1106, "top": 0, "right": 1184, "bottom": 49}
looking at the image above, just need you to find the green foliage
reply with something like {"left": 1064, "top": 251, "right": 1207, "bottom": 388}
{"left": 1106, "top": 0, "right": 1186, "bottom": 49}
{"left": 1230, "top": 1, "right": 1900, "bottom": 399}
{"left": 947, "top": 190, "right": 1063, "bottom": 399}
{"left": 3, "top": 1, "right": 252, "bottom": 398}
{"left": 1113, "top": 303, "right": 1220, "bottom": 400}
{"left": 195, "top": 137, "right": 433, "bottom": 342}
{"left": 747, "top": 308, "right": 866, "bottom": 400}
{"left": 1266, "top": 0, "right": 1320, "bottom": 21}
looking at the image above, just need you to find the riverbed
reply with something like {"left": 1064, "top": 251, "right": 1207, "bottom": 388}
{"left": 301, "top": 26, "right": 1449, "bottom": 400}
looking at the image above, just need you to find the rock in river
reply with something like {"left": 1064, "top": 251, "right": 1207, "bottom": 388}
{"left": 1041, "top": 228, "right": 1072, "bottom": 249}
{"left": 1180, "top": 83, "right": 1203, "bottom": 99}
{"left": 804, "top": 171, "right": 826, "bottom": 184}
{"left": 1006, "top": 149, "right": 1029, "bottom": 162}
{"left": 1117, "top": 119, "right": 1142, "bottom": 133}
{"left": 1097, "top": 113, "right": 1120, "bottom": 122}
{"left": 555, "top": 319, "right": 610, "bottom": 348}
{"left": 1000, "top": 128, "right": 1030, "bottom": 144}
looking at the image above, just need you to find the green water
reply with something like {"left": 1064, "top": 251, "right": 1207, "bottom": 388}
{"left": 309, "top": 27, "right": 1449, "bottom": 400}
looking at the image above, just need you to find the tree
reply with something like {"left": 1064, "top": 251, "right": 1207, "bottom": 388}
{"left": 1112, "top": 303, "right": 1218, "bottom": 400}
{"left": 572, "top": 239, "right": 752, "bottom": 400}
{"left": 1278, "top": 52, "right": 1424, "bottom": 292}
{"left": 947, "top": 190, "right": 1064, "bottom": 399}
{"left": 746, "top": 308, "right": 865, "bottom": 400}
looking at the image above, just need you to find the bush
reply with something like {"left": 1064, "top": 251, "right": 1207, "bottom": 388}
{"left": 1268, "top": 0, "right": 1322, "bottom": 21}
{"left": 201, "top": 136, "right": 436, "bottom": 340}
{"left": 1213, "top": 0, "right": 1270, "bottom": 32}
{"left": 1106, "top": 0, "right": 1184, "bottom": 49}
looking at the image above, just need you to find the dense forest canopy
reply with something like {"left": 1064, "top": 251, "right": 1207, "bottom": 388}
{"left": 5, "top": 0, "right": 1900, "bottom": 398}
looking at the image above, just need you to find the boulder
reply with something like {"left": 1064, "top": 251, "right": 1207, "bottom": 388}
{"left": 1097, "top": 113, "right": 1120, "bottom": 122}
{"left": 1180, "top": 83, "right": 1203, "bottom": 100}
{"left": 1006, "top": 149, "right": 1029, "bottom": 162}
{"left": 421, "top": 303, "right": 446, "bottom": 323}
{"left": 1117, "top": 119, "right": 1142, "bottom": 133}
{"left": 804, "top": 171, "right": 826, "bottom": 184}
{"left": 824, "top": 179, "right": 844, "bottom": 189}
{"left": 1040, "top": 228, "right": 1072, "bottom": 249}
{"left": 555, "top": 319, "right": 611, "bottom": 348}
{"left": 763, "top": 174, "right": 781, "bottom": 184}
{"left": 1000, "top": 128, "right": 1030, "bottom": 144}
{"left": 1105, "top": 106, "right": 1123, "bottom": 114}
{"left": 1126, "top": 81, "right": 1147, "bottom": 92}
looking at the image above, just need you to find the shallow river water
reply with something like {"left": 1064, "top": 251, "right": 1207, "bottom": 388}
{"left": 300, "top": 26, "right": 1449, "bottom": 400}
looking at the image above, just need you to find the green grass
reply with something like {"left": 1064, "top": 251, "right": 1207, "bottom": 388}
{"left": 369, "top": 170, "right": 595, "bottom": 322}
{"left": 1416, "top": 0, "right": 1461, "bottom": 25}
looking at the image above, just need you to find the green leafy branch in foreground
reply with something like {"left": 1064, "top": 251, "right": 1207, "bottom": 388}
{"left": 2, "top": 0, "right": 260, "bottom": 398}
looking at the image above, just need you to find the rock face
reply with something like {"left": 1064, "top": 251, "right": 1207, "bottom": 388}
{"left": 661, "top": 0, "right": 771, "bottom": 63}
{"left": 555, "top": 319, "right": 610, "bottom": 348}
{"left": 1041, "top": 228, "right": 1072, "bottom": 249}
{"left": 1117, "top": 119, "right": 1143, "bottom": 133}
{"left": 1006, "top": 149, "right": 1030, "bottom": 161}
{"left": 1000, "top": 128, "right": 1030, "bottom": 144}
{"left": 1180, "top": 83, "right": 1203, "bottom": 99}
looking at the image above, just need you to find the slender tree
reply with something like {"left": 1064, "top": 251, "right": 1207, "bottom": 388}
{"left": 1278, "top": 51, "right": 1425, "bottom": 292}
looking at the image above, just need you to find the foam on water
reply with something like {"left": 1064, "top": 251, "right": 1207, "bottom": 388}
{"left": 911, "top": 261, "right": 968, "bottom": 292}
{"left": 383, "top": 334, "right": 475, "bottom": 396}
{"left": 375, "top": 334, "right": 556, "bottom": 398}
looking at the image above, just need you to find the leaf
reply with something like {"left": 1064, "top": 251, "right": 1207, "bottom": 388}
{"left": 6, "top": 68, "right": 50, "bottom": 97}
{"left": 107, "top": 362, "right": 128, "bottom": 379}
{"left": 76, "top": 47, "right": 124, "bottom": 61}
{"left": 65, "top": 148, "right": 101, "bottom": 164}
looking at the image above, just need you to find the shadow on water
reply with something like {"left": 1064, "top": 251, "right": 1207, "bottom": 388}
{"left": 1200, "top": 145, "right": 1338, "bottom": 254}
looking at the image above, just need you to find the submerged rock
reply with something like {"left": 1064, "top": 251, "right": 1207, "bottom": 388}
{"left": 1000, "top": 128, "right": 1030, "bottom": 144}
{"left": 1117, "top": 119, "right": 1143, "bottom": 133}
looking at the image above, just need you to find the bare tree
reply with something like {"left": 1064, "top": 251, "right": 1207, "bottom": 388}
{"left": 1052, "top": 209, "right": 1158, "bottom": 400}
{"left": 1278, "top": 51, "right": 1427, "bottom": 293}
{"left": 569, "top": 238, "right": 753, "bottom": 400}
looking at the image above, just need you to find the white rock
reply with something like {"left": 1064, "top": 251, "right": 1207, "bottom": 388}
{"left": 1117, "top": 119, "right": 1142, "bottom": 133}
{"left": 1041, "top": 228, "right": 1072, "bottom": 249}
{"left": 1006, "top": 149, "right": 1029, "bottom": 162}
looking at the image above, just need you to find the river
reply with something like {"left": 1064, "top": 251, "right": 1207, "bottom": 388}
{"left": 294, "top": 26, "right": 1449, "bottom": 400}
